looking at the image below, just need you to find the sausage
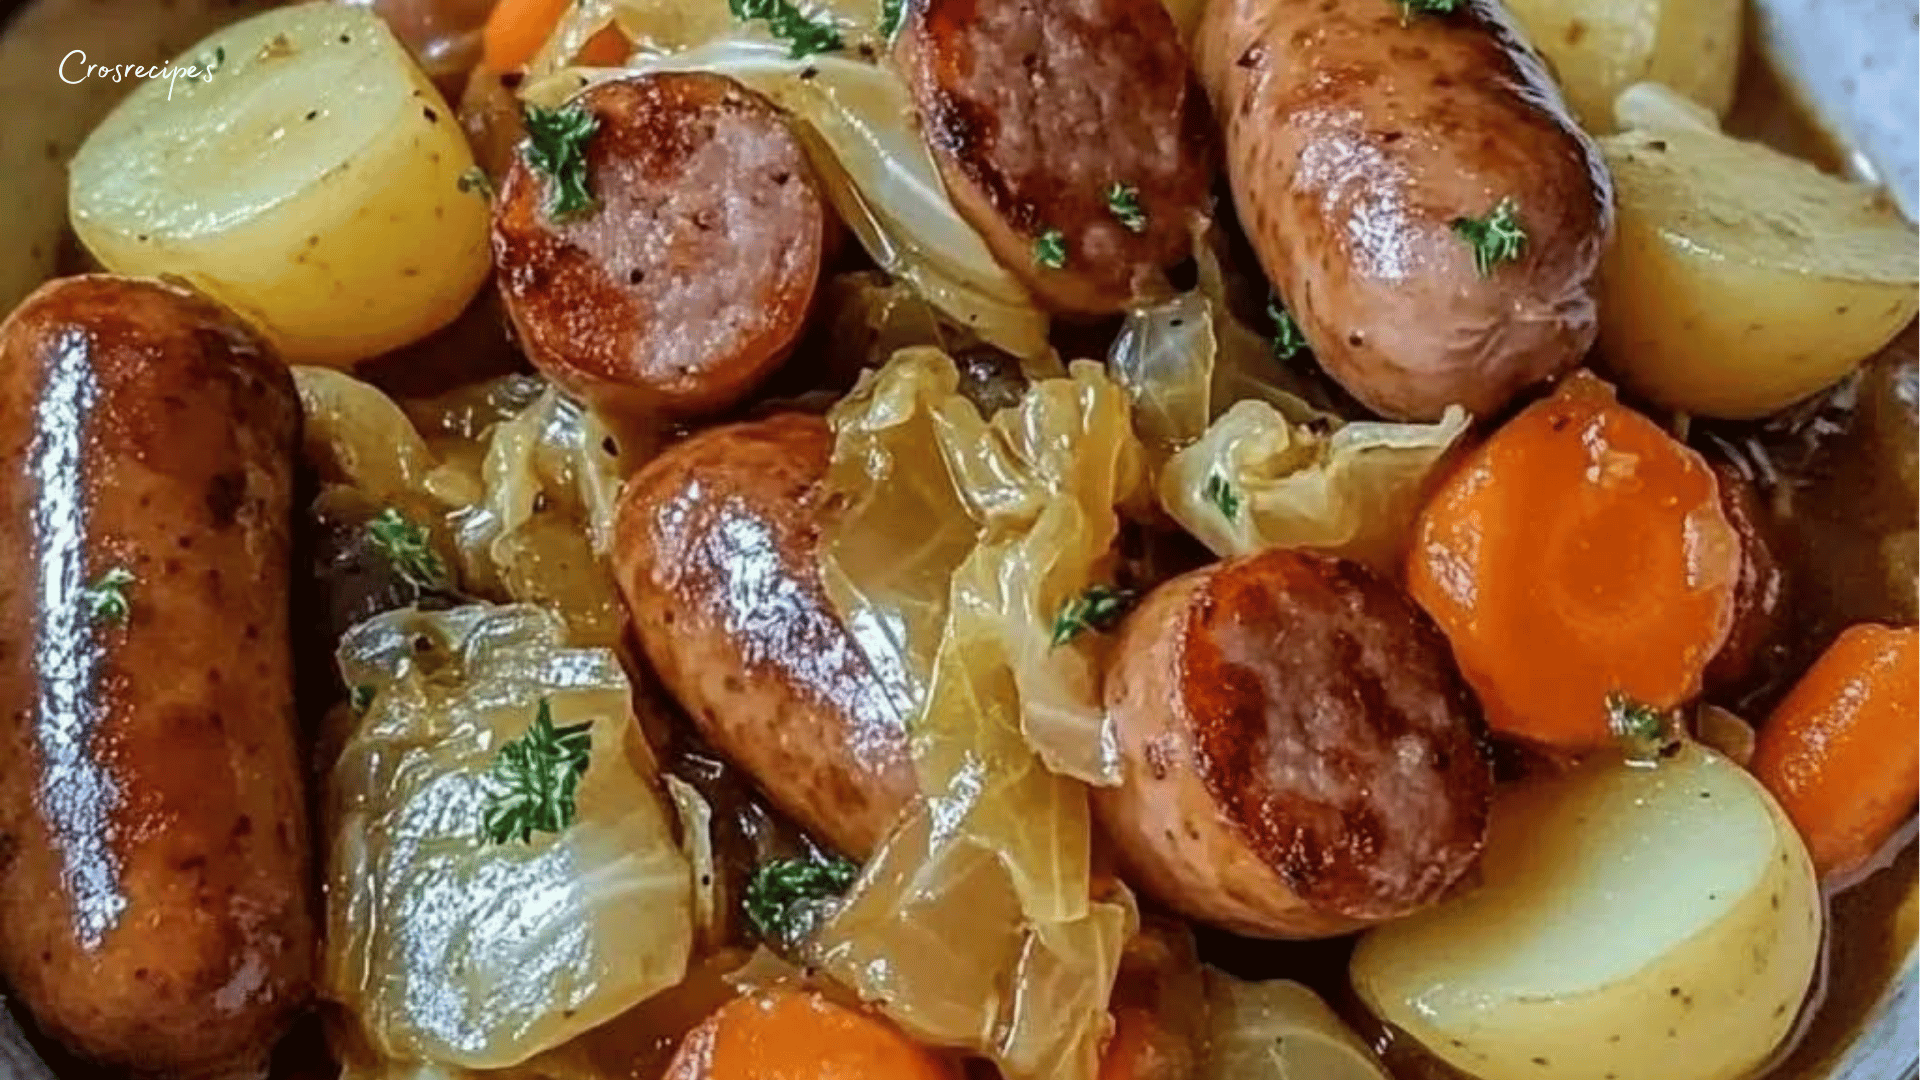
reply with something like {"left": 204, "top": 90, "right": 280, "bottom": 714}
{"left": 1195, "top": 0, "right": 1611, "bottom": 421}
{"left": 894, "top": 0, "right": 1215, "bottom": 316}
{"left": 1092, "top": 549, "right": 1491, "bottom": 939}
{"left": 493, "top": 73, "right": 828, "bottom": 420}
{"left": 1703, "top": 458, "right": 1785, "bottom": 701}
{"left": 0, "top": 277, "right": 314, "bottom": 1074}
{"left": 611, "top": 414, "right": 916, "bottom": 858}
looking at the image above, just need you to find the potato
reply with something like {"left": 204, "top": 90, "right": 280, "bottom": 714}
{"left": 1351, "top": 742, "right": 1822, "bottom": 1080}
{"left": 1204, "top": 973, "right": 1392, "bottom": 1080}
{"left": 1595, "top": 90, "right": 1919, "bottom": 419}
{"left": 68, "top": 3, "right": 491, "bottom": 368}
{"left": 1502, "top": 0, "right": 1740, "bottom": 133}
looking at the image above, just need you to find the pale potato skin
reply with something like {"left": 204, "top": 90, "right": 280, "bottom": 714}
{"left": 1501, "top": 0, "right": 1742, "bottom": 133}
{"left": 0, "top": 277, "right": 314, "bottom": 1076}
{"left": 612, "top": 414, "right": 917, "bottom": 859}
{"left": 1094, "top": 550, "right": 1492, "bottom": 940}
{"left": 1195, "top": 0, "right": 1612, "bottom": 421}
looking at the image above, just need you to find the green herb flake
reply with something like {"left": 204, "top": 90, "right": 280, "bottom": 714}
{"left": 879, "top": 0, "right": 905, "bottom": 39}
{"left": 1106, "top": 183, "right": 1148, "bottom": 234}
{"left": 350, "top": 684, "right": 376, "bottom": 717}
{"left": 1451, "top": 197, "right": 1527, "bottom": 277}
{"left": 1398, "top": 0, "right": 1461, "bottom": 21}
{"left": 481, "top": 699, "right": 593, "bottom": 846}
{"left": 1267, "top": 297, "right": 1310, "bottom": 362}
{"left": 730, "top": 0, "right": 844, "bottom": 58}
{"left": 457, "top": 166, "right": 494, "bottom": 201}
{"left": 744, "top": 855, "right": 858, "bottom": 946}
{"left": 82, "top": 567, "right": 136, "bottom": 625}
{"left": 1051, "top": 585, "right": 1139, "bottom": 647}
{"left": 1203, "top": 472, "right": 1241, "bottom": 523}
{"left": 1606, "top": 692, "right": 1679, "bottom": 763}
{"left": 1033, "top": 228, "right": 1067, "bottom": 269}
{"left": 521, "top": 102, "right": 600, "bottom": 222}
{"left": 366, "top": 508, "right": 448, "bottom": 590}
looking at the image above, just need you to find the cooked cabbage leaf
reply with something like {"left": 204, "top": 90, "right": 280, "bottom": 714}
{"left": 1203, "top": 971, "right": 1392, "bottom": 1080}
{"left": 810, "top": 348, "right": 1144, "bottom": 1080}
{"left": 327, "top": 604, "right": 691, "bottom": 1069}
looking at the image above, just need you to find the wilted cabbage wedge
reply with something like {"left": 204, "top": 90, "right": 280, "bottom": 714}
{"left": 327, "top": 604, "right": 692, "bottom": 1069}
{"left": 1598, "top": 89, "right": 1920, "bottom": 418}
{"left": 69, "top": 5, "right": 490, "bottom": 367}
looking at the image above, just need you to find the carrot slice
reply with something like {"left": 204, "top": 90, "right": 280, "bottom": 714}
{"left": 664, "top": 988, "right": 960, "bottom": 1080}
{"left": 1751, "top": 623, "right": 1918, "bottom": 880}
{"left": 1405, "top": 371, "right": 1740, "bottom": 753}
{"left": 481, "top": 0, "right": 628, "bottom": 72}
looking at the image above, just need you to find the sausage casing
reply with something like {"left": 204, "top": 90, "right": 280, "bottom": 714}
{"left": 0, "top": 276, "right": 314, "bottom": 1076}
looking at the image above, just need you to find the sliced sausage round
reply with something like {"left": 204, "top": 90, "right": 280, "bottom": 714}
{"left": 611, "top": 413, "right": 917, "bottom": 859}
{"left": 1196, "top": 0, "right": 1612, "bottom": 421}
{"left": 493, "top": 73, "right": 828, "bottom": 420}
{"left": 0, "top": 276, "right": 314, "bottom": 1074}
{"left": 1093, "top": 548, "right": 1492, "bottom": 939}
{"left": 894, "top": 0, "right": 1215, "bottom": 316}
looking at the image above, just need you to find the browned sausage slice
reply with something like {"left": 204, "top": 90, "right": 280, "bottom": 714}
{"left": 493, "top": 73, "right": 828, "bottom": 420}
{"left": 1196, "top": 0, "right": 1611, "bottom": 421}
{"left": 612, "top": 414, "right": 916, "bottom": 858}
{"left": 895, "top": 0, "right": 1215, "bottom": 316}
{"left": 0, "top": 276, "right": 314, "bottom": 1074}
{"left": 1093, "top": 549, "right": 1491, "bottom": 939}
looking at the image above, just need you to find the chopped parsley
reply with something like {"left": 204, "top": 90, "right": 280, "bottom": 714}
{"left": 1051, "top": 585, "right": 1139, "bottom": 647}
{"left": 366, "top": 508, "right": 448, "bottom": 591}
{"left": 457, "top": 166, "right": 494, "bottom": 201}
{"left": 1033, "top": 228, "right": 1067, "bottom": 269}
{"left": 879, "top": 0, "right": 905, "bottom": 39}
{"left": 481, "top": 699, "right": 593, "bottom": 845}
{"left": 350, "top": 684, "right": 377, "bottom": 717}
{"left": 1267, "top": 297, "right": 1310, "bottom": 362}
{"left": 521, "top": 102, "right": 600, "bottom": 222}
{"left": 1451, "top": 197, "right": 1527, "bottom": 277}
{"left": 731, "top": 0, "right": 844, "bottom": 58}
{"left": 81, "top": 567, "right": 136, "bottom": 625}
{"left": 744, "top": 855, "right": 858, "bottom": 946}
{"left": 1204, "top": 472, "right": 1241, "bottom": 523}
{"left": 1606, "top": 692, "right": 1679, "bottom": 763}
{"left": 1398, "top": 0, "right": 1461, "bottom": 20}
{"left": 1106, "top": 183, "right": 1148, "bottom": 234}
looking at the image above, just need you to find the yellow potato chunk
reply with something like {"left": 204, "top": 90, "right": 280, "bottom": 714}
{"left": 1503, "top": 0, "right": 1741, "bottom": 133}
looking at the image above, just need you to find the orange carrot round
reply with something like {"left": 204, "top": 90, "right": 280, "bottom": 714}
{"left": 1406, "top": 371, "right": 1740, "bottom": 753}
{"left": 1751, "top": 623, "right": 1918, "bottom": 880}
{"left": 481, "top": 0, "right": 629, "bottom": 72}
{"left": 664, "top": 988, "right": 960, "bottom": 1080}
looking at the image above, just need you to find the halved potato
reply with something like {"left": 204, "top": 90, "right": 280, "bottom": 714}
{"left": 1595, "top": 87, "right": 1919, "bottom": 419}
{"left": 69, "top": 4, "right": 491, "bottom": 367}
{"left": 1204, "top": 973, "right": 1391, "bottom": 1080}
{"left": 1502, "top": 0, "right": 1740, "bottom": 133}
{"left": 1352, "top": 742, "right": 1822, "bottom": 1080}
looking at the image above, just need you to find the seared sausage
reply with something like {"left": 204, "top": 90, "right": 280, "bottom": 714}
{"left": 0, "top": 277, "right": 314, "bottom": 1075}
{"left": 894, "top": 0, "right": 1215, "bottom": 316}
{"left": 1196, "top": 0, "right": 1611, "bottom": 421}
{"left": 493, "top": 73, "right": 828, "bottom": 420}
{"left": 612, "top": 414, "right": 916, "bottom": 858}
{"left": 1093, "top": 549, "right": 1491, "bottom": 939}
{"left": 1703, "top": 458, "right": 1784, "bottom": 701}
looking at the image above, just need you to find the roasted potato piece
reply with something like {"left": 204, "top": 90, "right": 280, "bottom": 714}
{"left": 1595, "top": 87, "right": 1919, "bottom": 419}
{"left": 1502, "top": 0, "right": 1741, "bottom": 133}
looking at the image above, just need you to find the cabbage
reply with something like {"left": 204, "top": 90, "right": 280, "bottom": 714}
{"left": 809, "top": 349, "right": 1145, "bottom": 1080}
{"left": 326, "top": 604, "right": 692, "bottom": 1069}
{"left": 664, "top": 775, "right": 722, "bottom": 950}
{"left": 1202, "top": 972, "right": 1392, "bottom": 1080}
{"left": 1162, "top": 401, "right": 1470, "bottom": 575}
{"left": 519, "top": 17, "right": 1052, "bottom": 361}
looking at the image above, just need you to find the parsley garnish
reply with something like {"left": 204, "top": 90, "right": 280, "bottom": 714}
{"left": 1034, "top": 228, "right": 1067, "bottom": 269}
{"left": 1606, "top": 692, "right": 1679, "bottom": 763}
{"left": 879, "top": 0, "right": 905, "bottom": 38}
{"left": 1106, "top": 183, "right": 1148, "bottom": 233}
{"left": 350, "top": 684, "right": 376, "bottom": 717}
{"left": 1052, "top": 585, "right": 1138, "bottom": 647}
{"left": 731, "top": 0, "right": 844, "bottom": 58}
{"left": 457, "top": 166, "right": 493, "bottom": 201}
{"left": 744, "top": 855, "right": 858, "bottom": 946}
{"left": 1203, "top": 472, "right": 1241, "bottom": 522}
{"left": 366, "top": 508, "right": 447, "bottom": 591}
{"left": 521, "top": 103, "right": 600, "bottom": 222}
{"left": 1451, "top": 197, "right": 1527, "bottom": 277}
{"left": 481, "top": 699, "right": 593, "bottom": 845}
{"left": 82, "top": 567, "right": 135, "bottom": 625}
{"left": 1398, "top": 0, "right": 1460, "bottom": 20}
{"left": 1267, "top": 297, "right": 1310, "bottom": 362}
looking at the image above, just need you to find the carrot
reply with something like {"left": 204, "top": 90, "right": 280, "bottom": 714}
{"left": 1750, "top": 623, "right": 1918, "bottom": 880}
{"left": 1405, "top": 371, "right": 1741, "bottom": 753}
{"left": 481, "top": 0, "right": 629, "bottom": 73}
{"left": 663, "top": 988, "right": 960, "bottom": 1080}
